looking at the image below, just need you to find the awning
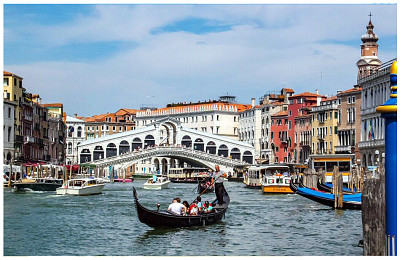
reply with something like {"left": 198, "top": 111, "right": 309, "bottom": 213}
{"left": 65, "top": 165, "right": 80, "bottom": 171}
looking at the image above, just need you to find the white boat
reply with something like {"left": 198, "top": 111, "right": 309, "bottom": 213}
{"left": 143, "top": 175, "right": 170, "bottom": 190}
{"left": 56, "top": 178, "right": 105, "bottom": 196}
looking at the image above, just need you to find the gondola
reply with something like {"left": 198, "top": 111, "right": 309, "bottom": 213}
{"left": 317, "top": 180, "right": 359, "bottom": 194}
{"left": 133, "top": 186, "right": 230, "bottom": 227}
{"left": 290, "top": 179, "right": 361, "bottom": 210}
{"left": 197, "top": 178, "right": 214, "bottom": 194}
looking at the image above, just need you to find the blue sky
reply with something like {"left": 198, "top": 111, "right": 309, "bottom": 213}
{"left": 3, "top": 4, "right": 397, "bottom": 117}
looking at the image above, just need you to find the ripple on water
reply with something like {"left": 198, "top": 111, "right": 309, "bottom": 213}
{"left": 3, "top": 182, "right": 363, "bottom": 256}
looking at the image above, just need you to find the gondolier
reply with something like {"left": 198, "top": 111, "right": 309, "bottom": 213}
{"left": 211, "top": 165, "right": 228, "bottom": 206}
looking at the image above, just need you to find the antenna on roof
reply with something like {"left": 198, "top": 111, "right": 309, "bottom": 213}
{"left": 369, "top": 12, "right": 372, "bottom": 22}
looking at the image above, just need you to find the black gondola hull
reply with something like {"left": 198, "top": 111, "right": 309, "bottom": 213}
{"left": 133, "top": 186, "right": 229, "bottom": 228}
{"left": 13, "top": 182, "right": 62, "bottom": 191}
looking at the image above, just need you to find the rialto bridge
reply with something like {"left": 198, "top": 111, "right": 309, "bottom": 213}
{"left": 77, "top": 118, "right": 255, "bottom": 173}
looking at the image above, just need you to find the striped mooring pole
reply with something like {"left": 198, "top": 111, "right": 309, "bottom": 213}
{"left": 377, "top": 60, "right": 397, "bottom": 256}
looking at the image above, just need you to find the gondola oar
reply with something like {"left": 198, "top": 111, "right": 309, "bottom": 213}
{"left": 192, "top": 174, "right": 220, "bottom": 203}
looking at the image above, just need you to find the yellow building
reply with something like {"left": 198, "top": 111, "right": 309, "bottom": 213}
{"left": 3, "top": 71, "right": 24, "bottom": 157}
{"left": 311, "top": 96, "right": 339, "bottom": 155}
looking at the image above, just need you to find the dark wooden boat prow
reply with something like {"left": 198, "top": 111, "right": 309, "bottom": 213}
{"left": 133, "top": 186, "right": 230, "bottom": 228}
{"left": 290, "top": 178, "right": 361, "bottom": 210}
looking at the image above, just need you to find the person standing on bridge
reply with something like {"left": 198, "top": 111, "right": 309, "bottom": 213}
{"left": 211, "top": 165, "right": 228, "bottom": 206}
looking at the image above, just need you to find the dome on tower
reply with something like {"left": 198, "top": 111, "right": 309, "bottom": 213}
{"left": 361, "top": 20, "right": 379, "bottom": 43}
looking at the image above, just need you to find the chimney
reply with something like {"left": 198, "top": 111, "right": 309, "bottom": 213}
{"left": 74, "top": 113, "right": 78, "bottom": 118}
{"left": 317, "top": 96, "right": 322, "bottom": 106}
{"left": 316, "top": 89, "right": 319, "bottom": 95}
{"left": 337, "top": 90, "right": 342, "bottom": 94}
{"left": 251, "top": 98, "right": 256, "bottom": 108}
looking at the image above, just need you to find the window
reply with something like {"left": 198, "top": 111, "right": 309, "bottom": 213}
{"left": 113, "top": 126, "right": 116, "bottom": 131}
{"left": 14, "top": 78, "right": 17, "bottom": 86}
{"left": 334, "top": 126, "right": 338, "bottom": 134}
{"left": 334, "top": 111, "right": 338, "bottom": 119}
{"left": 8, "top": 108, "right": 11, "bottom": 118}
{"left": 352, "top": 96, "right": 356, "bottom": 103}
{"left": 338, "top": 98, "right": 341, "bottom": 104}
{"left": 4, "top": 78, "right": 9, "bottom": 86}
{"left": 330, "top": 112, "right": 332, "bottom": 119}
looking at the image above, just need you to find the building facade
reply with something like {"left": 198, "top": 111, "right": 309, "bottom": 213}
{"left": 66, "top": 115, "right": 86, "bottom": 165}
{"left": 293, "top": 107, "right": 312, "bottom": 164}
{"left": 356, "top": 17, "right": 396, "bottom": 167}
{"left": 336, "top": 86, "right": 362, "bottom": 165}
{"left": 270, "top": 110, "right": 289, "bottom": 163}
{"left": 3, "top": 98, "right": 17, "bottom": 163}
{"left": 311, "top": 96, "right": 339, "bottom": 155}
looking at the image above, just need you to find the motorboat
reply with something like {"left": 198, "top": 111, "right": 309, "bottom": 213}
{"left": 13, "top": 178, "right": 63, "bottom": 192}
{"left": 260, "top": 173, "right": 294, "bottom": 194}
{"left": 143, "top": 175, "right": 170, "bottom": 190}
{"left": 56, "top": 178, "right": 105, "bottom": 196}
{"left": 244, "top": 164, "right": 290, "bottom": 189}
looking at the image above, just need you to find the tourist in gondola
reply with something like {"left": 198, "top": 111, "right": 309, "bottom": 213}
{"left": 196, "top": 196, "right": 202, "bottom": 212}
{"left": 168, "top": 197, "right": 186, "bottom": 215}
{"left": 182, "top": 201, "right": 190, "bottom": 215}
{"left": 211, "top": 165, "right": 228, "bottom": 206}
{"left": 203, "top": 201, "right": 213, "bottom": 213}
{"left": 189, "top": 202, "right": 199, "bottom": 215}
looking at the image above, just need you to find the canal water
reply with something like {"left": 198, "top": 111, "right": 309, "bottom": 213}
{"left": 3, "top": 180, "right": 363, "bottom": 256}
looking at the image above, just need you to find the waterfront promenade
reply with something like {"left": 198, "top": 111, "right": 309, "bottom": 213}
{"left": 3, "top": 181, "right": 362, "bottom": 256}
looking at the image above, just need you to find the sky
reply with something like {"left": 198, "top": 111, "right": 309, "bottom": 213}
{"left": 3, "top": 4, "right": 397, "bottom": 117}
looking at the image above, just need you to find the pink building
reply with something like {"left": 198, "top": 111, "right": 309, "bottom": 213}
{"left": 293, "top": 107, "right": 313, "bottom": 164}
{"left": 271, "top": 110, "right": 289, "bottom": 163}
{"left": 288, "top": 92, "right": 326, "bottom": 162}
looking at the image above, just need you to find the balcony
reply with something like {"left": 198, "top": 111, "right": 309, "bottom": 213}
{"left": 358, "top": 139, "right": 385, "bottom": 149}
{"left": 334, "top": 145, "right": 352, "bottom": 153}
{"left": 280, "top": 138, "right": 288, "bottom": 143}
{"left": 24, "top": 115, "right": 33, "bottom": 121}
{"left": 24, "top": 136, "right": 34, "bottom": 143}
{"left": 317, "top": 135, "right": 325, "bottom": 141}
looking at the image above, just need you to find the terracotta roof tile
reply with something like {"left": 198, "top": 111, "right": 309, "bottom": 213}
{"left": 289, "top": 92, "right": 326, "bottom": 99}
{"left": 4, "top": 71, "right": 23, "bottom": 78}
{"left": 337, "top": 87, "right": 362, "bottom": 95}
{"left": 283, "top": 88, "right": 295, "bottom": 93}
{"left": 42, "top": 103, "right": 63, "bottom": 108}
{"left": 272, "top": 110, "right": 288, "bottom": 117}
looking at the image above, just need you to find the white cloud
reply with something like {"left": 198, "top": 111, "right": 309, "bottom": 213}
{"left": 4, "top": 4, "right": 397, "bottom": 116}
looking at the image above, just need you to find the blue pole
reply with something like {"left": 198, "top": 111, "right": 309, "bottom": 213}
{"left": 377, "top": 61, "right": 397, "bottom": 256}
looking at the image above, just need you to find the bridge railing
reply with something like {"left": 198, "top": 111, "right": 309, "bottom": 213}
{"left": 89, "top": 145, "right": 251, "bottom": 166}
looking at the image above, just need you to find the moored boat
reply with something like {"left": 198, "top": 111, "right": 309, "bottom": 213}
{"left": 13, "top": 178, "right": 63, "bottom": 192}
{"left": 317, "top": 180, "right": 359, "bottom": 194}
{"left": 260, "top": 173, "right": 293, "bottom": 194}
{"left": 143, "top": 175, "right": 170, "bottom": 190}
{"left": 133, "top": 186, "right": 230, "bottom": 228}
{"left": 244, "top": 164, "right": 290, "bottom": 189}
{"left": 290, "top": 179, "right": 361, "bottom": 210}
{"left": 56, "top": 178, "right": 105, "bottom": 196}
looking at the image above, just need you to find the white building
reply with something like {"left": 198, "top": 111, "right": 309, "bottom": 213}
{"left": 66, "top": 115, "right": 86, "bottom": 165}
{"left": 3, "top": 98, "right": 17, "bottom": 163}
{"left": 356, "top": 17, "right": 396, "bottom": 167}
{"left": 135, "top": 98, "right": 250, "bottom": 141}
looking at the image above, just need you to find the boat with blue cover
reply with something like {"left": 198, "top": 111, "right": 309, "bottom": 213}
{"left": 290, "top": 179, "right": 361, "bottom": 210}
{"left": 317, "top": 180, "right": 360, "bottom": 194}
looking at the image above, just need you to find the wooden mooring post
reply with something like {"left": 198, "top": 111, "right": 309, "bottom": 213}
{"left": 362, "top": 168, "right": 386, "bottom": 256}
{"left": 332, "top": 166, "right": 343, "bottom": 209}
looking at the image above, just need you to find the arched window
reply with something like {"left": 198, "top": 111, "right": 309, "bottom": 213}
{"left": 144, "top": 135, "right": 155, "bottom": 148}
{"left": 230, "top": 148, "right": 240, "bottom": 160}
{"left": 80, "top": 149, "right": 91, "bottom": 163}
{"left": 106, "top": 143, "right": 117, "bottom": 158}
{"left": 119, "top": 140, "right": 130, "bottom": 154}
{"left": 93, "top": 146, "right": 104, "bottom": 161}
{"left": 243, "top": 151, "right": 253, "bottom": 164}
{"left": 77, "top": 126, "right": 82, "bottom": 138}
{"left": 68, "top": 142, "right": 72, "bottom": 154}
{"left": 206, "top": 141, "right": 216, "bottom": 154}
{"left": 181, "top": 135, "right": 192, "bottom": 148}
{"left": 132, "top": 137, "right": 142, "bottom": 150}
{"left": 193, "top": 138, "right": 204, "bottom": 151}
{"left": 218, "top": 144, "right": 229, "bottom": 157}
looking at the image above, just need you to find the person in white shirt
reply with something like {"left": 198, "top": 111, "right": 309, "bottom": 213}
{"left": 168, "top": 197, "right": 186, "bottom": 215}
{"left": 211, "top": 165, "right": 228, "bottom": 206}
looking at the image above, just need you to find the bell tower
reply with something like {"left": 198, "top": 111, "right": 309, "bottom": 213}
{"left": 357, "top": 13, "right": 382, "bottom": 80}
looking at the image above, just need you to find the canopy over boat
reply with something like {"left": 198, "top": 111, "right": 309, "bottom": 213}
{"left": 133, "top": 186, "right": 230, "bottom": 228}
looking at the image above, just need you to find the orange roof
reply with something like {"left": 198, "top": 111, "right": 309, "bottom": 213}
{"left": 324, "top": 96, "right": 337, "bottom": 102}
{"left": 42, "top": 103, "right": 63, "bottom": 108}
{"left": 147, "top": 102, "right": 252, "bottom": 114}
{"left": 115, "top": 108, "right": 140, "bottom": 116}
{"left": 295, "top": 114, "right": 311, "bottom": 119}
{"left": 337, "top": 87, "right": 362, "bottom": 95}
{"left": 269, "top": 101, "right": 285, "bottom": 106}
{"left": 283, "top": 88, "right": 295, "bottom": 93}
{"left": 289, "top": 92, "right": 326, "bottom": 99}
{"left": 84, "top": 113, "right": 111, "bottom": 122}
{"left": 272, "top": 110, "right": 288, "bottom": 117}
{"left": 4, "top": 71, "right": 22, "bottom": 78}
